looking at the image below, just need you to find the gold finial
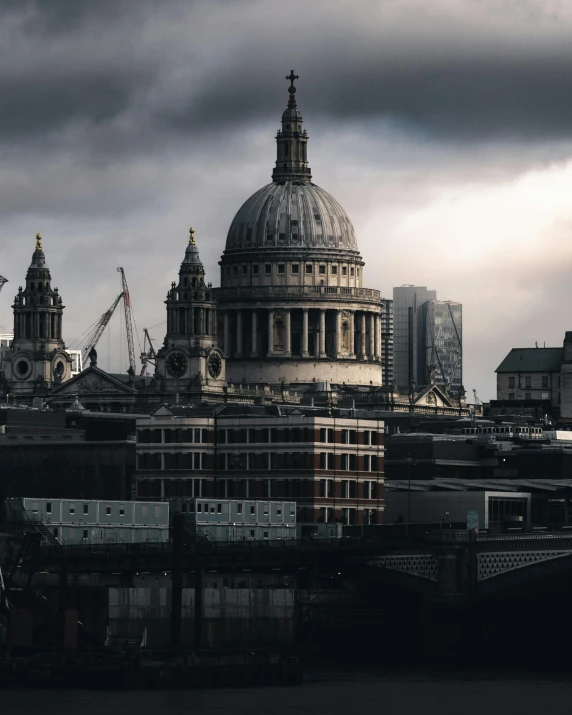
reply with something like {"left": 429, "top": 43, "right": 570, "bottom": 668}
{"left": 36, "top": 233, "right": 42, "bottom": 250}
{"left": 189, "top": 227, "right": 196, "bottom": 245}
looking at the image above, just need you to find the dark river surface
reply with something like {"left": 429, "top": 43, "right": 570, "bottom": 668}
{"left": 3, "top": 670, "right": 572, "bottom": 715}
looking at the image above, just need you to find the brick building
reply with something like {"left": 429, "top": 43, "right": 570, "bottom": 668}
{"left": 136, "top": 404, "right": 385, "bottom": 525}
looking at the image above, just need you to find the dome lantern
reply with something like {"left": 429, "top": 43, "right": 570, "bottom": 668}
{"left": 272, "top": 70, "right": 311, "bottom": 183}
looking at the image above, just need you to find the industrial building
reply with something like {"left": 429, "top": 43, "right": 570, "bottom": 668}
{"left": 4, "top": 497, "right": 169, "bottom": 544}
{"left": 385, "top": 485, "right": 531, "bottom": 530}
{"left": 170, "top": 497, "right": 297, "bottom": 541}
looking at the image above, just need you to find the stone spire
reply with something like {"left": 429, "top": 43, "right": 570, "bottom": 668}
{"left": 13, "top": 234, "right": 64, "bottom": 345}
{"left": 272, "top": 70, "right": 311, "bottom": 183}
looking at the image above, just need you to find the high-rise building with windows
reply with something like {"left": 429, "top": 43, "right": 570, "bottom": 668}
{"left": 393, "top": 287, "right": 462, "bottom": 395}
{"left": 380, "top": 298, "right": 394, "bottom": 385}
{"left": 422, "top": 300, "right": 462, "bottom": 395}
{"left": 393, "top": 286, "right": 437, "bottom": 388}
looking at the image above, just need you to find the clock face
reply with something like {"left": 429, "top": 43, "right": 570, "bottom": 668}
{"left": 15, "top": 357, "right": 32, "bottom": 379}
{"left": 167, "top": 351, "right": 188, "bottom": 378}
{"left": 207, "top": 351, "right": 222, "bottom": 378}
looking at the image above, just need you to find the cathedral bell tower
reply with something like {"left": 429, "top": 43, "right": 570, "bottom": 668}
{"left": 3, "top": 234, "right": 72, "bottom": 397}
{"left": 155, "top": 228, "right": 225, "bottom": 392}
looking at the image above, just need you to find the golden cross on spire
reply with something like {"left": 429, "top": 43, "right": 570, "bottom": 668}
{"left": 189, "top": 226, "right": 196, "bottom": 245}
{"left": 36, "top": 233, "right": 42, "bottom": 250}
{"left": 286, "top": 70, "right": 299, "bottom": 92}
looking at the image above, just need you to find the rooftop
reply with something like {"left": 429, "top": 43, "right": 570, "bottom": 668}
{"left": 496, "top": 347, "right": 563, "bottom": 373}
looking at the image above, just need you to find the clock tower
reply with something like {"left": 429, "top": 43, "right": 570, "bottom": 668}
{"left": 3, "top": 233, "right": 73, "bottom": 400}
{"left": 155, "top": 228, "right": 226, "bottom": 394}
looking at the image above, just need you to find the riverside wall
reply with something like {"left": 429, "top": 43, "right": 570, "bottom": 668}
{"left": 108, "top": 587, "right": 295, "bottom": 648}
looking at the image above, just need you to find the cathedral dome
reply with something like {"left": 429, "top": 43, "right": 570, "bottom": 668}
{"left": 224, "top": 180, "right": 359, "bottom": 255}
{"left": 222, "top": 71, "right": 360, "bottom": 261}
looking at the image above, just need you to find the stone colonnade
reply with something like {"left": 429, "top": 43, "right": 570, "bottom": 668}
{"left": 14, "top": 311, "right": 62, "bottom": 341}
{"left": 220, "top": 307, "right": 381, "bottom": 360}
{"left": 166, "top": 306, "right": 217, "bottom": 337}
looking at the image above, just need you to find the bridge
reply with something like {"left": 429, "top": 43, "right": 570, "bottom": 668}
{"left": 4, "top": 526, "right": 572, "bottom": 606}
{"left": 356, "top": 529, "right": 572, "bottom": 604}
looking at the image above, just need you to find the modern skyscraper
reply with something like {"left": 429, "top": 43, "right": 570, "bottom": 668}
{"left": 393, "top": 286, "right": 437, "bottom": 388}
{"left": 380, "top": 298, "right": 394, "bottom": 386}
{"left": 422, "top": 300, "right": 462, "bottom": 395}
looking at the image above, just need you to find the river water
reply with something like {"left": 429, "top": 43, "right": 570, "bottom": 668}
{"left": 3, "top": 669, "right": 572, "bottom": 715}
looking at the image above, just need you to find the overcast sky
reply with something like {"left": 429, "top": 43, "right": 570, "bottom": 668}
{"left": 1, "top": 0, "right": 572, "bottom": 400}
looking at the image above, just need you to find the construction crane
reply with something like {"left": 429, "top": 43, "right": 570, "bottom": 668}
{"left": 79, "top": 267, "right": 138, "bottom": 372}
{"left": 81, "top": 292, "right": 124, "bottom": 368}
{"left": 140, "top": 328, "right": 157, "bottom": 376}
{"left": 117, "top": 267, "right": 136, "bottom": 375}
{"left": 0, "top": 275, "right": 7, "bottom": 294}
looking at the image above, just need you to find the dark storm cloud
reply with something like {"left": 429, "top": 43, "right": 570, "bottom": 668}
{"left": 1, "top": 0, "right": 572, "bottom": 148}
{"left": 172, "top": 52, "right": 572, "bottom": 141}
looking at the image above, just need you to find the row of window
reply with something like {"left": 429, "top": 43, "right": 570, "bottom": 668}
{"left": 508, "top": 375, "right": 551, "bottom": 389}
{"left": 138, "top": 453, "right": 207, "bottom": 470}
{"left": 35, "top": 502, "right": 160, "bottom": 518}
{"left": 137, "top": 477, "right": 383, "bottom": 501}
{"left": 138, "top": 451, "right": 381, "bottom": 472}
{"left": 317, "top": 507, "right": 378, "bottom": 525}
{"left": 319, "top": 453, "right": 379, "bottom": 471}
{"left": 226, "top": 263, "right": 360, "bottom": 277}
{"left": 180, "top": 502, "right": 294, "bottom": 517}
{"left": 319, "top": 479, "right": 379, "bottom": 499}
{"left": 138, "top": 428, "right": 208, "bottom": 444}
{"left": 320, "top": 428, "right": 380, "bottom": 445}
{"left": 138, "top": 427, "right": 383, "bottom": 446}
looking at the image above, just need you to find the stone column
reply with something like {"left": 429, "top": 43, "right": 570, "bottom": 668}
{"left": 302, "top": 308, "right": 309, "bottom": 357}
{"left": 236, "top": 310, "right": 243, "bottom": 358}
{"left": 369, "top": 313, "right": 375, "bottom": 357}
{"left": 335, "top": 310, "right": 342, "bottom": 357}
{"left": 285, "top": 309, "right": 291, "bottom": 356}
{"left": 251, "top": 310, "right": 258, "bottom": 356}
{"left": 223, "top": 312, "right": 230, "bottom": 356}
{"left": 319, "top": 309, "right": 326, "bottom": 357}
{"left": 360, "top": 313, "right": 366, "bottom": 358}
{"left": 374, "top": 314, "right": 380, "bottom": 359}
{"left": 190, "top": 308, "right": 195, "bottom": 335}
{"left": 349, "top": 311, "right": 355, "bottom": 357}
{"left": 267, "top": 309, "right": 274, "bottom": 356}
{"left": 58, "top": 314, "right": 63, "bottom": 340}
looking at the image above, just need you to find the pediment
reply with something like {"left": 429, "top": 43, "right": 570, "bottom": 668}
{"left": 50, "top": 366, "right": 135, "bottom": 395}
{"left": 414, "top": 384, "right": 455, "bottom": 408}
{"left": 153, "top": 405, "right": 175, "bottom": 416}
